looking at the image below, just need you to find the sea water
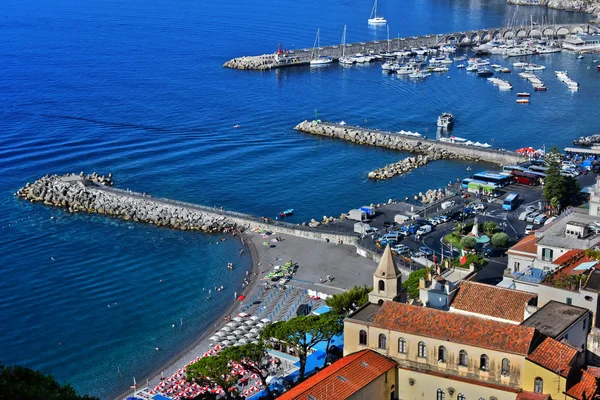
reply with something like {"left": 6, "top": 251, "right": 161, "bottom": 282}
{"left": 0, "top": 0, "right": 596, "bottom": 397}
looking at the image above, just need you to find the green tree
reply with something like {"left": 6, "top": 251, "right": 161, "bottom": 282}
{"left": 491, "top": 232, "right": 509, "bottom": 248}
{"left": 402, "top": 268, "right": 428, "bottom": 300}
{"left": 452, "top": 253, "right": 488, "bottom": 271}
{"left": 460, "top": 235, "right": 477, "bottom": 249}
{"left": 543, "top": 146, "right": 581, "bottom": 208}
{"left": 325, "top": 285, "right": 371, "bottom": 315}
{"left": 316, "top": 313, "right": 344, "bottom": 368}
{"left": 187, "top": 353, "right": 239, "bottom": 399}
{"left": 220, "top": 343, "right": 273, "bottom": 399}
{"left": 0, "top": 364, "right": 98, "bottom": 400}
{"left": 261, "top": 316, "right": 326, "bottom": 382}
{"left": 484, "top": 221, "right": 498, "bottom": 236}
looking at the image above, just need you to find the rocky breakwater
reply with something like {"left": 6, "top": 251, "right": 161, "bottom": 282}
{"left": 367, "top": 154, "right": 450, "bottom": 180}
{"left": 16, "top": 173, "right": 238, "bottom": 233}
{"left": 574, "top": 133, "right": 600, "bottom": 146}
{"left": 223, "top": 54, "right": 277, "bottom": 70}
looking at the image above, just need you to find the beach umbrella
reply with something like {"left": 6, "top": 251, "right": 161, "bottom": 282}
{"left": 250, "top": 328, "right": 260, "bottom": 334}
{"left": 233, "top": 316, "right": 243, "bottom": 322}
{"left": 262, "top": 242, "right": 269, "bottom": 246}
{"left": 256, "top": 323, "right": 265, "bottom": 328}
{"left": 245, "top": 319, "right": 256, "bottom": 325}
{"left": 249, "top": 315, "right": 259, "bottom": 321}
{"left": 238, "top": 338, "right": 249, "bottom": 345}
{"left": 221, "top": 340, "right": 231, "bottom": 346}
{"left": 220, "top": 326, "right": 232, "bottom": 332}
{"left": 214, "top": 331, "right": 226, "bottom": 337}
{"left": 209, "top": 336, "right": 219, "bottom": 341}
{"left": 227, "top": 335, "right": 237, "bottom": 341}
{"left": 238, "top": 312, "right": 249, "bottom": 318}
{"left": 260, "top": 318, "right": 271, "bottom": 324}
{"left": 237, "top": 295, "right": 246, "bottom": 301}
{"left": 244, "top": 333, "right": 255, "bottom": 339}
{"left": 227, "top": 321, "right": 240, "bottom": 328}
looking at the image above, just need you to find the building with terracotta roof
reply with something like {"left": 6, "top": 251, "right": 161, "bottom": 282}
{"left": 450, "top": 280, "right": 538, "bottom": 324}
{"left": 277, "top": 349, "right": 397, "bottom": 400}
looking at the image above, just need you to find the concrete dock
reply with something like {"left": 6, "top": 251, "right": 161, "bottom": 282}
{"left": 223, "top": 23, "right": 593, "bottom": 70}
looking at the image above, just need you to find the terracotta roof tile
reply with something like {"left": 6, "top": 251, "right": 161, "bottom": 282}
{"left": 507, "top": 235, "right": 540, "bottom": 255}
{"left": 567, "top": 369, "right": 600, "bottom": 399}
{"left": 451, "top": 281, "right": 537, "bottom": 323}
{"left": 278, "top": 349, "right": 397, "bottom": 400}
{"left": 526, "top": 337, "right": 578, "bottom": 378}
{"left": 515, "top": 392, "right": 550, "bottom": 400}
{"left": 370, "top": 302, "right": 537, "bottom": 355}
{"left": 552, "top": 249, "right": 585, "bottom": 266}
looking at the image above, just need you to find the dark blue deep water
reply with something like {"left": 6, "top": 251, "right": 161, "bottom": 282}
{"left": 0, "top": 0, "right": 597, "bottom": 397}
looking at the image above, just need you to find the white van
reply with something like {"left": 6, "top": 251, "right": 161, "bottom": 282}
{"left": 416, "top": 225, "right": 432, "bottom": 236}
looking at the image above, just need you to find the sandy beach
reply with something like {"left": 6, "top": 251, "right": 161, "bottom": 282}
{"left": 122, "top": 228, "right": 376, "bottom": 399}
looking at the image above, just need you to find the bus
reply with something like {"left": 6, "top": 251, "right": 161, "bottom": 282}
{"left": 461, "top": 178, "right": 473, "bottom": 189}
{"left": 502, "top": 193, "right": 519, "bottom": 211}
{"left": 467, "top": 180, "right": 500, "bottom": 196}
{"left": 503, "top": 165, "right": 528, "bottom": 174}
{"left": 472, "top": 171, "right": 513, "bottom": 188}
{"left": 511, "top": 171, "right": 541, "bottom": 186}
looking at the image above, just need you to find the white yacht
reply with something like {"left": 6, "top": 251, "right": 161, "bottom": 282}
{"left": 437, "top": 113, "right": 455, "bottom": 129}
{"left": 368, "top": 0, "right": 386, "bottom": 24}
{"left": 339, "top": 25, "right": 355, "bottom": 65}
{"left": 396, "top": 64, "right": 417, "bottom": 75}
{"left": 524, "top": 64, "right": 545, "bottom": 71}
{"left": 409, "top": 70, "right": 431, "bottom": 79}
{"left": 309, "top": 29, "right": 333, "bottom": 66}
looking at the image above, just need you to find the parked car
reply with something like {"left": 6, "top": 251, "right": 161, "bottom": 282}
{"left": 592, "top": 164, "right": 600, "bottom": 173}
{"left": 525, "top": 224, "right": 535, "bottom": 234}
{"left": 472, "top": 203, "right": 486, "bottom": 212}
{"left": 533, "top": 214, "right": 547, "bottom": 225}
{"left": 526, "top": 213, "right": 540, "bottom": 223}
{"left": 391, "top": 244, "right": 411, "bottom": 255}
{"left": 518, "top": 211, "right": 532, "bottom": 221}
{"left": 484, "top": 248, "right": 506, "bottom": 257}
{"left": 526, "top": 205, "right": 537, "bottom": 213}
{"left": 416, "top": 225, "right": 433, "bottom": 236}
{"left": 438, "top": 215, "right": 450, "bottom": 223}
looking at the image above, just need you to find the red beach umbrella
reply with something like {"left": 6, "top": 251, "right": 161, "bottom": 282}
{"left": 237, "top": 295, "right": 246, "bottom": 301}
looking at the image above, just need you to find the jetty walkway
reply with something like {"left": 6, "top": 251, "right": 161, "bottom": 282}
{"left": 295, "top": 120, "right": 523, "bottom": 179}
{"left": 16, "top": 173, "right": 358, "bottom": 244}
{"left": 223, "top": 23, "right": 593, "bottom": 70}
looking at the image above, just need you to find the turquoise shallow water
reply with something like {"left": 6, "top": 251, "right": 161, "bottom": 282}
{"left": 0, "top": 0, "right": 596, "bottom": 397}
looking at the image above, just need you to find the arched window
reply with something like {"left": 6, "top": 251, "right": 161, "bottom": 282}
{"left": 534, "top": 377, "right": 543, "bottom": 393}
{"left": 457, "top": 394, "right": 466, "bottom": 400}
{"left": 438, "top": 346, "right": 447, "bottom": 363}
{"left": 378, "top": 280, "right": 385, "bottom": 291}
{"left": 398, "top": 337, "right": 406, "bottom": 353}
{"left": 359, "top": 330, "right": 367, "bottom": 345}
{"left": 459, "top": 350, "right": 468, "bottom": 367}
{"left": 437, "top": 389, "right": 445, "bottom": 400}
{"left": 501, "top": 358, "right": 511, "bottom": 376}
{"left": 480, "top": 354, "right": 489, "bottom": 371}
{"left": 418, "top": 341, "right": 426, "bottom": 358}
{"left": 378, "top": 333, "right": 387, "bottom": 349}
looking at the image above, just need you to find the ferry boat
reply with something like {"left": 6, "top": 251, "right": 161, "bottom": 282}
{"left": 279, "top": 209, "right": 294, "bottom": 218}
{"left": 517, "top": 92, "right": 531, "bottom": 97}
{"left": 516, "top": 98, "right": 530, "bottom": 104}
{"left": 368, "top": 0, "right": 386, "bottom": 24}
{"left": 437, "top": 113, "right": 455, "bottom": 129}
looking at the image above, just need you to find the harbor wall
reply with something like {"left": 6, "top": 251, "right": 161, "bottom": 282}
{"left": 295, "top": 120, "right": 524, "bottom": 168}
{"left": 16, "top": 173, "right": 359, "bottom": 244}
{"left": 223, "top": 23, "right": 594, "bottom": 70}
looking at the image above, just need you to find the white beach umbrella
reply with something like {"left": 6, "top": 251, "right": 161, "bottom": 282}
{"left": 227, "top": 335, "right": 237, "bottom": 341}
{"left": 250, "top": 316, "right": 259, "bottom": 321}
{"left": 209, "top": 336, "right": 220, "bottom": 341}
{"left": 238, "top": 338, "right": 249, "bottom": 345}
{"left": 245, "top": 320, "right": 256, "bottom": 326}
{"left": 238, "top": 312, "right": 249, "bottom": 318}
{"left": 260, "top": 318, "right": 271, "bottom": 324}
{"left": 250, "top": 328, "right": 260, "bottom": 334}
{"left": 221, "top": 340, "right": 232, "bottom": 346}
{"left": 214, "top": 331, "right": 227, "bottom": 337}
{"left": 227, "top": 322, "right": 240, "bottom": 328}
{"left": 220, "top": 326, "right": 232, "bottom": 332}
{"left": 256, "top": 323, "right": 265, "bottom": 329}
{"left": 233, "top": 316, "right": 243, "bottom": 322}
{"left": 244, "top": 333, "right": 255, "bottom": 339}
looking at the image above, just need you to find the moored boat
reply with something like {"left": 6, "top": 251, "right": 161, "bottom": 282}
{"left": 516, "top": 98, "right": 530, "bottom": 104}
{"left": 476, "top": 67, "right": 494, "bottom": 77}
{"left": 534, "top": 85, "right": 547, "bottom": 91}
{"left": 437, "top": 112, "right": 455, "bottom": 129}
{"left": 368, "top": 0, "right": 386, "bottom": 24}
{"left": 517, "top": 92, "right": 531, "bottom": 97}
{"left": 279, "top": 209, "right": 294, "bottom": 218}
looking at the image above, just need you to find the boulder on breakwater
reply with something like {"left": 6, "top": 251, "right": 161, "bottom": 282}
{"left": 16, "top": 173, "right": 239, "bottom": 233}
{"left": 573, "top": 133, "right": 600, "bottom": 147}
{"left": 368, "top": 154, "right": 445, "bottom": 180}
{"left": 223, "top": 55, "right": 277, "bottom": 70}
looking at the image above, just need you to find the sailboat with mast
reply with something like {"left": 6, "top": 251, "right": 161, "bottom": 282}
{"left": 368, "top": 0, "right": 386, "bottom": 24}
{"left": 310, "top": 28, "right": 333, "bottom": 66}
{"left": 339, "top": 25, "right": 355, "bottom": 65}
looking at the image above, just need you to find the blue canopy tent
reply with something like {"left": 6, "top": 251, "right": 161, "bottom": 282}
{"left": 311, "top": 305, "right": 331, "bottom": 315}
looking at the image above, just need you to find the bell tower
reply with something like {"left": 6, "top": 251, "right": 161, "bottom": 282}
{"left": 369, "top": 245, "right": 402, "bottom": 305}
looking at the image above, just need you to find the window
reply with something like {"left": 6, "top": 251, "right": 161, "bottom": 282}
{"left": 534, "top": 377, "right": 543, "bottom": 393}
{"left": 501, "top": 358, "right": 511, "bottom": 376}
{"left": 418, "top": 341, "right": 426, "bottom": 358}
{"left": 438, "top": 346, "right": 447, "bottom": 363}
{"left": 378, "top": 280, "right": 385, "bottom": 291}
{"left": 480, "top": 354, "right": 489, "bottom": 371}
{"left": 514, "top": 262, "right": 520, "bottom": 272}
{"left": 378, "top": 334, "right": 387, "bottom": 349}
{"left": 542, "top": 248, "right": 553, "bottom": 261}
{"left": 457, "top": 394, "right": 466, "bottom": 400}
{"left": 437, "top": 389, "right": 445, "bottom": 400}
{"left": 398, "top": 337, "right": 407, "bottom": 353}
{"left": 459, "top": 350, "right": 468, "bottom": 367}
{"left": 359, "top": 330, "right": 367, "bottom": 345}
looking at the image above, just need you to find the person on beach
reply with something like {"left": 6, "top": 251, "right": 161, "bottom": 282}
{"left": 319, "top": 277, "right": 323, "bottom": 283}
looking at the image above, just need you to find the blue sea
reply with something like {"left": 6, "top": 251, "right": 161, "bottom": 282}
{"left": 0, "top": 0, "right": 597, "bottom": 397}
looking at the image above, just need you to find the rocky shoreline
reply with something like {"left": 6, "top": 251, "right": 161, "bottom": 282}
{"left": 573, "top": 133, "right": 600, "bottom": 146}
{"left": 368, "top": 154, "right": 449, "bottom": 180}
{"left": 222, "top": 55, "right": 277, "bottom": 70}
{"left": 16, "top": 173, "right": 239, "bottom": 233}
{"left": 507, "top": 0, "right": 600, "bottom": 18}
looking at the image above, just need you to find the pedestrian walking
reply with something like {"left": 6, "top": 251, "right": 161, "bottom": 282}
{"left": 319, "top": 277, "right": 323, "bottom": 283}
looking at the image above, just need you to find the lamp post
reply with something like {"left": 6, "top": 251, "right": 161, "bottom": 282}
{"left": 467, "top": 166, "right": 472, "bottom": 178}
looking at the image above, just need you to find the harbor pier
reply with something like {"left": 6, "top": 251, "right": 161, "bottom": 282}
{"left": 224, "top": 23, "right": 594, "bottom": 70}
{"left": 295, "top": 120, "right": 524, "bottom": 179}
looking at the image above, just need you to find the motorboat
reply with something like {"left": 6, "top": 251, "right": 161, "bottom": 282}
{"left": 396, "top": 65, "right": 417, "bottom": 75}
{"left": 513, "top": 62, "right": 528, "bottom": 68}
{"left": 524, "top": 64, "right": 545, "bottom": 71}
{"left": 476, "top": 67, "right": 494, "bottom": 77}
{"left": 533, "top": 85, "right": 547, "bottom": 91}
{"left": 517, "top": 92, "right": 531, "bottom": 97}
{"left": 382, "top": 61, "right": 400, "bottom": 71}
{"left": 516, "top": 98, "right": 530, "bottom": 104}
{"left": 457, "top": 64, "right": 466, "bottom": 69}
{"left": 368, "top": 0, "right": 386, "bottom": 24}
{"left": 409, "top": 70, "right": 431, "bottom": 79}
{"left": 437, "top": 113, "right": 455, "bottom": 129}
{"left": 454, "top": 55, "right": 467, "bottom": 61}
{"left": 279, "top": 209, "right": 294, "bottom": 218}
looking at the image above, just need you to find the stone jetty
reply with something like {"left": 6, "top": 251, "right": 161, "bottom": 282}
{"left": 573, "top": 133, "right": 600, "bottom": 147}
{"left": 295, "top": 120, "right": 523, "bottom": 179}
{"left": 222, "top": 54, "right": 277, "bottom": 70}
{"left": 16, "top": 173, "right": 238, "bottom": 233}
